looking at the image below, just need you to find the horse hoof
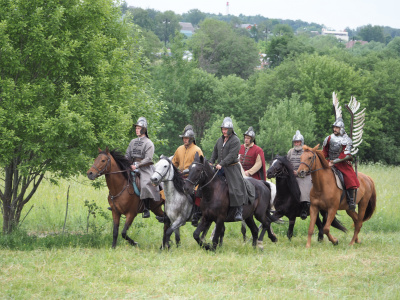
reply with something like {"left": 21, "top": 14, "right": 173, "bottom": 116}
{"left": 257, "top": 241, "right": 264, "bottom": 250}
{"left": 333, "top": 240, "right": 339, "bottom": 246}
{"left": 271, "top": 236, "right": 278, "bottom": 243}
{"left": 318, "top": 236, "right": 324, "bottom": 242}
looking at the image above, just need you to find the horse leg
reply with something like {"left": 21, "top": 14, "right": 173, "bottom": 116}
{"left": 201, "top": 222, "right": 211, "bottom": 243}
{"left": 211, "top": 221, "right": 225, "bottom": 251}
{"left": 315, "top": 214, "right": 324, "bottom": 242}
{"left": 161, "top": 220, "right": 171, "bottom": 250}
{"left": 287, "top": 219, "right": 296, "bottom": 240}
{"left": 347, "top": 203, "right": 365, "bottom": 245}
{"left": 323, "top": 209, "right": 339, "bottom": 246}
{"left": 193, "top": 218, "right": 212, "bottom": 249}
{"left": 111, "top": 211, "right": 121, "bottom": 249}
{"left": 244, "top": 217, "right": 260, "bottom": 248}
{"left": 121, "top": 215, "right": 138, "bottom": 247}
{"left": 218, "top": 224, "right": 225, "bottom": 247}
{"left": 174, "top": 228, "right": 181, "bottom": 247}
{"left": 241, "top": 220, "right": 247, "bottom": 242}
{"left": 306, "top": 205, "right": 319, "bottom": 248}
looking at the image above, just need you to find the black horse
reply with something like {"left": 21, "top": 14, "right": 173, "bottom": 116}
{"left": 183, "top": 153, "right": 277, "bottom": 251}
{"left": 267, "top": 155, "right": 347, "bottom": 241}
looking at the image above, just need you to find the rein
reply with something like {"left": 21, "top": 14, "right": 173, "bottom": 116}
{"left": 299, "top": 150, "right": 324, "bottom": 174}
{"left": 185, "top": 161, "right": 218, "bottom": 190}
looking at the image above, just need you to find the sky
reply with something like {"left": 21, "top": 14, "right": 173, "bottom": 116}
{"left": 124, "top": 0, "right": 400, "bottom": 31}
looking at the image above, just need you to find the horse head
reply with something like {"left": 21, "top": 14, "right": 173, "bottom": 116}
{"left": 183, "top": 152, "right": 207, "bottom": 194}
{"left": 151, "top": 155, "right": 174, "bottom": 186}
{"left": 298, "top": 144, "right": 320, "bottom": 178}
{"left": 267, "top": 156, "right": 284, "bottom": 178}
{"left": 87, "top": 148, "right": 111, "bottom": 180}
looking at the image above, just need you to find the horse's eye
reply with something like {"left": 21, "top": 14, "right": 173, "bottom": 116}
{"left": 102, "top": 160, "right": 106, "bottom": 162}
{"left": 164, "top": 165, "right": 167, "bottom": 168}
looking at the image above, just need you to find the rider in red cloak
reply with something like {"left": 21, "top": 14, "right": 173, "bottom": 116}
{"left": 239, "top": 127, "right": 266, "bottom": 181}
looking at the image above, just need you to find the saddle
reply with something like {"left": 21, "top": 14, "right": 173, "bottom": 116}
{"left": 331, "top": 167, "right": 346, "bottom": 203}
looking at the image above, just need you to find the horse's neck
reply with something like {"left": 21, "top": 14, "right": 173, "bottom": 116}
{"left": 310, "top": 159, "right": 331, "bottom": 192}
{"left": 276, "top": 175, "right": 294, "bottom": 198}
{"left": 105, "top": 160, "right": 127, "bottom": 194}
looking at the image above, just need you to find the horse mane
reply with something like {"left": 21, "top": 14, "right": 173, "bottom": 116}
{"left": 316, "top": 150, "right": 330, "bottom": 169}
{"left": 276, "top": 155, "right": 301, "bottom": 201}
{"left": 163, "top": 157, "right": 185, "bottom": 194}
{"left": 105, "top": 149, "right": 131, "bottom": 180}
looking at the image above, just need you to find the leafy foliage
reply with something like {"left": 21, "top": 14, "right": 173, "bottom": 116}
{"left": 0, "top": 0, "right": 164, "bottom": 233}
{"left": 258, "top": 94, "right": 316, "bottom": 160}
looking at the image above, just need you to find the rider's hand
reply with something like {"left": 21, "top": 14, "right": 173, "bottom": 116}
{"left": 244, "top": 170, "right": 249, "bottom": 176}
{"left": 293, "top": 170, "right": 297, "bottom": 176}
{"left": 328, "top": 161, "right": 334, "bottom": 167}
{"left": 216, "top": 164, "right": 222, "bottom": 170}
{"left": 130, "top": 164, "right": 136, "bottom": 171}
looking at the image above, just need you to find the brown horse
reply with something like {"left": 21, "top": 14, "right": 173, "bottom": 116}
{"left": 297, "top": 145, "right": 377, "bottom": 248}
{"left": 87, "top": 148, "right": 167, "bottom": 248}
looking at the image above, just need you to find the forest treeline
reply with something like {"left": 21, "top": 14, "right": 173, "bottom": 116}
{"left": 123, "top": 4, "right": 400, "bottom": 164}
{"left": 1, "top": 0, "right": 399, "bottom": 233}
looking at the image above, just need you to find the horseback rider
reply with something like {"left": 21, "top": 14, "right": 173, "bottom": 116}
{"left": 210, "top": 117, "right": 247, "bottom": 221}
{"left": 126, "top": 117, "right": 160, "bottom": 218}
{"left": 156, "top": 125, "right": 204, "bottom": 226}
{"left": 239, "top": 126, "right": 266, "bottom": 180}
{"left": 322, "top": 117, "right": 360, "bottom": 211}
{"left": 287, "top": 130, "right": 312, "bottom": 219}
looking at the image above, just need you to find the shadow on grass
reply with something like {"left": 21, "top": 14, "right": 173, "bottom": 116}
{"left": 0, "top": 229, "right": 112, "bottom": 250}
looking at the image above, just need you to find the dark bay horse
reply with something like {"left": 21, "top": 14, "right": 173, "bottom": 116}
{"left": 298, "top": 145, "right": 377, "bottom": 248}
{"left": 87, "top": 148, "right": 167, "bottom": 248}
{"left": 267, "top": 155, "right": 347, "bottom": 241}
{"left": 183, "top": 153, "right": 277, "bottom": 251}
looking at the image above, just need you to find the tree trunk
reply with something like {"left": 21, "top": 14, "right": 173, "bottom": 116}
{"left": 1, "top": 159, "right": 45, "bottom": 234}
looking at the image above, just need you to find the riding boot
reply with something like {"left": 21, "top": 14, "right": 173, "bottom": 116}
{"left": 142, "top": 198, "right": 150, "bottom": 218}
{"left": 107, "top": 207, "right": 112, "bottom": 211}
{"left": 234, "top": 206, "right": 243, "bottom": 221}
{"left": 300, "top": 202, "right": 310, "bottom": 220}
{"left": 346, "top": 189, "right": 356, "bottom": 212}
{"left": 156, "top": 212, "right": 170, "bottom": 223}
{"left": 191, "top": 205, "right": 202, "bottom": 227}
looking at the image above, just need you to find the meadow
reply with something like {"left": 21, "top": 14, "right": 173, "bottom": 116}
{"left": 1, "top": 163, "right": 399, "bottom": 299}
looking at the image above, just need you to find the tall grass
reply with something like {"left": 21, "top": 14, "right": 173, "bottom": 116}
{"left": 1, "top": 163, "right": 399, "bottom": 299}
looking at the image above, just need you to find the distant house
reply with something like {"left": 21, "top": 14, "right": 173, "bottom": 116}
{"left": 240, "top": 24, "right": 255, "bottom": 30}
{"left": 179, "top": 22, "right": 195, "bottom": 38}
{"left": 346, "top": 40, "right": 368, "bottom": 48}
{"left": 321, "top": 29, "right": 349, "bottom": 41}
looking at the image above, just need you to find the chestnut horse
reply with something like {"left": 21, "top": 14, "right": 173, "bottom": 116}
{"left": 297, "top": 145, "right": 376, "bottom": 248}
{"left": 87, "top": 148, "right": 167, "bottom": 248}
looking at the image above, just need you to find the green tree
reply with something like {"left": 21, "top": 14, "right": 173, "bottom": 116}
{"left": 155, "top": 10, "right": 181, "bottom": 47}
{"left": 359, "top": 24, "right": 385, "bottom": 43}
{"left": 190, "top": 19, "right": 260, "bottom": 79}
{"left": 0, "top": 0, "right": 163, "bottom": 233}
{"left": 258, "top": 94, "right": 316, "bottom": 160}
{"left": 200, "top": 116, "right": 244, "bottom": 159}
{"left": 182, "top": 9, "right": 206, "bottom": 26}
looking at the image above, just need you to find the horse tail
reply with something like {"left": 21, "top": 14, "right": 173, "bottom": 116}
{"left": 331, "top": 216, "right": 348, "bottom": 233}
{"left": 363, "top": 175, "right": 377, "bottom": 222}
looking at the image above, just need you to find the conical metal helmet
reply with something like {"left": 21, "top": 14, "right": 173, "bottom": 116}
{"left": 135, "top": 117, "right": 148, "bottom": 136}
{"left": 332, "top": 117, "right": 345, "bottom": 136}
{"left": 292, "top": 130, "right": 304, "bottom": 146}
{"left": 220, "top": 117, "right": 234, "bottom": 135}
{"left": 179, "top": 124, "right": 196, "bottom": 144}
{"left": 244, "top": 126, "right": 256, "bottom": 143}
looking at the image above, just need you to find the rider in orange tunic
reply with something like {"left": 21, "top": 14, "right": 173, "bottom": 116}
{"left": 322, "top": 118, "right": 360, "bottom": 211}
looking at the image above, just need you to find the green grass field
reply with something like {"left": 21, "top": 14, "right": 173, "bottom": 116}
{"left": 1, "top": 163, "right": 399, "bottom": 299}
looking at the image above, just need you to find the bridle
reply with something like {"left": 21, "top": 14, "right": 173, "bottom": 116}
{"left": 299, "top": 150, "right": 323, "bottom": 174}
{"left": 269, "top": 159, "right": 289, "bottom": 178}
{"left": 91, "top": 154, "right": 130, "bottom": 177}
{"left": 185, "top": 161, "right": 218, "bottom": 190}
{"left": 153, "top": 157, "right": 173, "bottom": 182}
